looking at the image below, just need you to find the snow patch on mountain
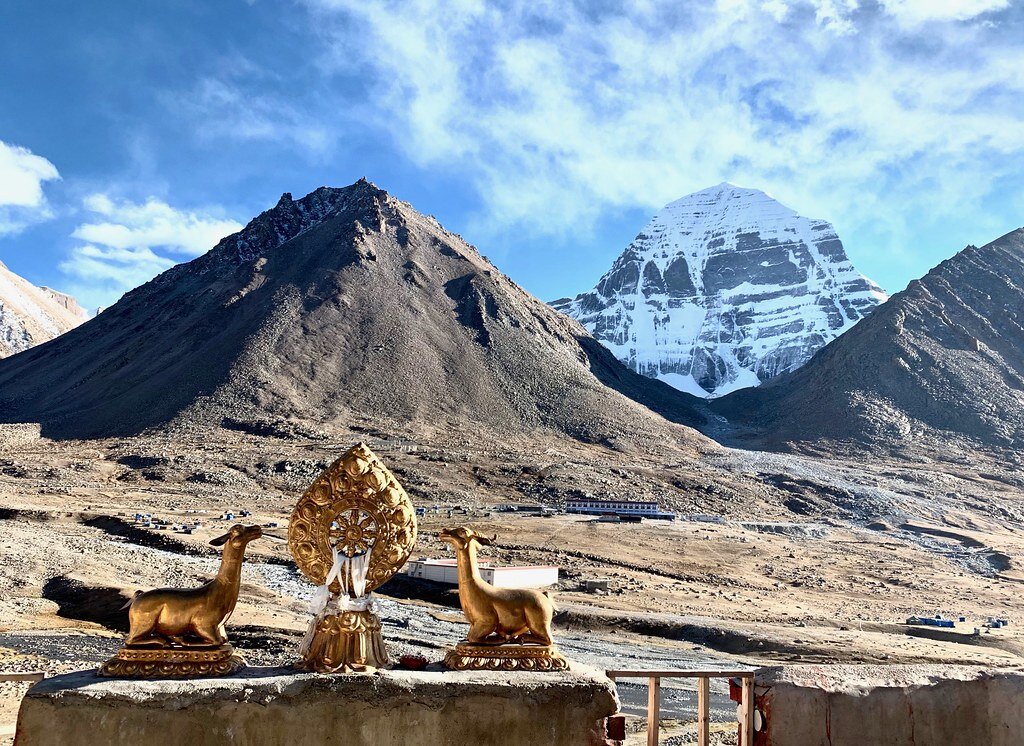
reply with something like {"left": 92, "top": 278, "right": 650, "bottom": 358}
{"left": 552, "top": 183, "right": 887, "bottom": 398}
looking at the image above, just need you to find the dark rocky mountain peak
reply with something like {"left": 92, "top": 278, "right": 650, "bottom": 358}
{"left": 0, "top": 181, "right": 707, "bottom": 447}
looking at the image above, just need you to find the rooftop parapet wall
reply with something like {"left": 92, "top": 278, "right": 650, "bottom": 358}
{"left": 15, "top": 665, "right": 619, "bottom": 746}
{"left": 757, "top": 664, "right": 1024, "bottom": 746}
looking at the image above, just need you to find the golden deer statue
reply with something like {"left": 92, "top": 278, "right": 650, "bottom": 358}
{"left": 440, "top": 526, "right": 568, "bottom": 670}
{"left": 99, "top": 524, "right": 262, "bottom": 677}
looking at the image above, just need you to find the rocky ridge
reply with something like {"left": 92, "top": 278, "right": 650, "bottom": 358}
{"left": 0, "top": 260, "right": 88, "bottom": 358}
{"left": 715, "top": 227, "right": 1024, "bottom": 452}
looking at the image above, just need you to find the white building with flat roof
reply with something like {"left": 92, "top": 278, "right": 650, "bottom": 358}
{"left": 565, "top": 498, "right": 675, "bottom": 519}
{"left": 404, "top": 558, "right": 558, "bottom": 588}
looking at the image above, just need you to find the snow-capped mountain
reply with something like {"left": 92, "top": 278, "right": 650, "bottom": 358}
{"left": 552, "top": 183, "right": 887, "bottom": 398}
{"left": 0, "top": 260, "right": 88, "bottom": 358}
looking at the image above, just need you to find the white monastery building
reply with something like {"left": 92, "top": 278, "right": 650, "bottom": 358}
{"left": 565, "top": 498, "right": 675, "bottom": 520}
{"left": 404, "top": 558, "right": 559, "bottom": 588}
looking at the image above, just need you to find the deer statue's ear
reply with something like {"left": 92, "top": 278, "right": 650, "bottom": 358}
{"left": 210, "top": 532, "right": 231, "bottom": 547}
{"left": 476, "top": 535, "right": 493, "bottom": 546}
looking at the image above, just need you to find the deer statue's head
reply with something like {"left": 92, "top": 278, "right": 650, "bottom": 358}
{"left": 210, "top": 524, "right": 263, "bottom": 549}
{"left": 438, "top": 526, "right": 495, "bottom": 552}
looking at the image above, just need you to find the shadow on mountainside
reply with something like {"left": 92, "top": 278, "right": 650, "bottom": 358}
{"left": 575, "top": 335, "right": 710, "bottom": 432}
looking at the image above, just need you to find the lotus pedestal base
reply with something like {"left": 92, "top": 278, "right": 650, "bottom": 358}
{"left": 98, "top": 644, "right": 244, "bottom": 678}
{"left": 296, "top": 609, "right": 388, "bottom": 673}
{"left": 444, "top": 641, "right": 569, "bottom": 671}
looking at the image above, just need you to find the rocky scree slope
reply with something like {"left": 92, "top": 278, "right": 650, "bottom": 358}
{"left": 714, "top": 228, "right": 1024, "bottom": 451}
{"left": 0, "top": 180, "right": 708, "bottom": 445}
{"left": 552, "top": 183, "right": 886, "bottom": 398}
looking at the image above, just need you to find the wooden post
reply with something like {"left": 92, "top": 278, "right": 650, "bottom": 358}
{"left": 740, "top": 675, "right": 755, "bottom": 746}
{"left": 697, "top": 676, "right": 710, "bottom": 746}
{"left": 647, "top": 676, "right": 661, "bottom": 746}
{"left": 602, "top": 669, "right": 757, "bottom": 746}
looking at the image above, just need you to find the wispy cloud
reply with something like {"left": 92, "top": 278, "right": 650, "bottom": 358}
{"left": 0, "top": 140, "right": 60, "bottom": 234}
{"left": 299, "top": 0, "right": 1024, "bottom": 278}
{"left": 59, "top": 245, "right": 176, "bottom": 302}
{"left": 72, "top": 194, "right": 241, "bottom": 257}
{"left": 61, "top": 194, "right": 242, "bottom": 308}
{"left": 880, "top": 0, "right": 1010, "bottom": 25}
{"left": 166, "top": 56, "right": 335, "bottom": 157}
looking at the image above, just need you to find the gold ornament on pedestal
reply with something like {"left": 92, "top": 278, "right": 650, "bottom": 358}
{"left": 439, "top": 526, "right": 569, "bottom": 671}
{"left": 288, "top": 443, "right": 417, "bottom": 673}
{"left": 98, "top": 524, "right": 263, "bottom": 678}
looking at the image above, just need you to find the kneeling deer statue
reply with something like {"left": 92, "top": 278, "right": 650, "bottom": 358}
{"left": 439, "top": 526, "right": 555, "bottom": 645}
{"left": 124, "top": 524, "right": 262, "bottom": 647}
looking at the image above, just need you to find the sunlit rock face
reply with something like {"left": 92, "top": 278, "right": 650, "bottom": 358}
{"left": 552, "top": 183, "right": 887, "bottom": 398}
{"left": 0, "top": 260, "right": 88, "bottom": 359}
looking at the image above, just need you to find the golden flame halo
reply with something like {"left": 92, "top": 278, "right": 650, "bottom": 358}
{"left": 287, "top": 443, "right": 418, "bottom": 595}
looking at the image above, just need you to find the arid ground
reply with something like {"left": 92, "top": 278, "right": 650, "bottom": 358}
{"left": 2, "top": 425, "right": 1023, "bottom": 742}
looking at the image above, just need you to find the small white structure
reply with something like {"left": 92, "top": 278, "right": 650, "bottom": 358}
{"left": 404, "top": 558, "right": 558, "bottom": 588}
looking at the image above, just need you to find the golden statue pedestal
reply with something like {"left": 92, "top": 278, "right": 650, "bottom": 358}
{"left": 444, "top": 641, "right": 569, "bottom": 672}
{"left": 98, "top": 644, "right": 245, "bottom": 678}
{"left": 296, "top": 608, "right": 389, "bottom": 673}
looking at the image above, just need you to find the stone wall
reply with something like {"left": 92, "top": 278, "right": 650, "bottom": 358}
{"left": 0, "top": 424, "right": 41, "bottom": 452}
{"left": 16, "top": 665, "right": 619, "bottom": 746}
{"left": 757, "top": 664, "right": 1024, "bottom": 746}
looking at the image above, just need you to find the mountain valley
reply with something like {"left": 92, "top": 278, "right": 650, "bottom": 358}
{"left": 2, "top": 182, "right": 1024, "bottom": 739}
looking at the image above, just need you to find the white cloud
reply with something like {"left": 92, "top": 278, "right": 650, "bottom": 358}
{"left": 171, "top": 74, "right": 333, "bottom": 157}
{"left": 0, "top": 141, "right": 60, "bottom": 234}
{"left": 880, "top": 0, "right": 1010, "bottom": 25}
{"left": 299, "top": 0, "right": 1024, "bottom": 280}
{"left": 73, "top": 194, "right": 242, "bottom": 257}
{"left": 809, "top": 0, "right": 861, "bottom": 34}
{"left": 59, "top": 245, "right": 176, "bottom": 293}
{"left": 762, "top": 0, "right": 791, "bottom": 22}
{"left": 61, "top": 195, "right": 243, "bottom": 308}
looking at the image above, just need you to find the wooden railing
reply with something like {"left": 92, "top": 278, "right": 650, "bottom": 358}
{"left": 0, "top": 672, "right": 45, "bottom": 683}
{"left": 606, "top": 668, "right": 756, "bottom": 746}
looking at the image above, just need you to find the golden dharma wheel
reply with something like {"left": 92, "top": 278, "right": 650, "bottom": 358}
{"left": 288, "top": 443, "right": 418, "bottom": 594}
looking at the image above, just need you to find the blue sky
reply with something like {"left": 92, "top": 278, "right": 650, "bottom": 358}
{"left": 1, "top": 0, "right": 1023, "bottom": 311}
